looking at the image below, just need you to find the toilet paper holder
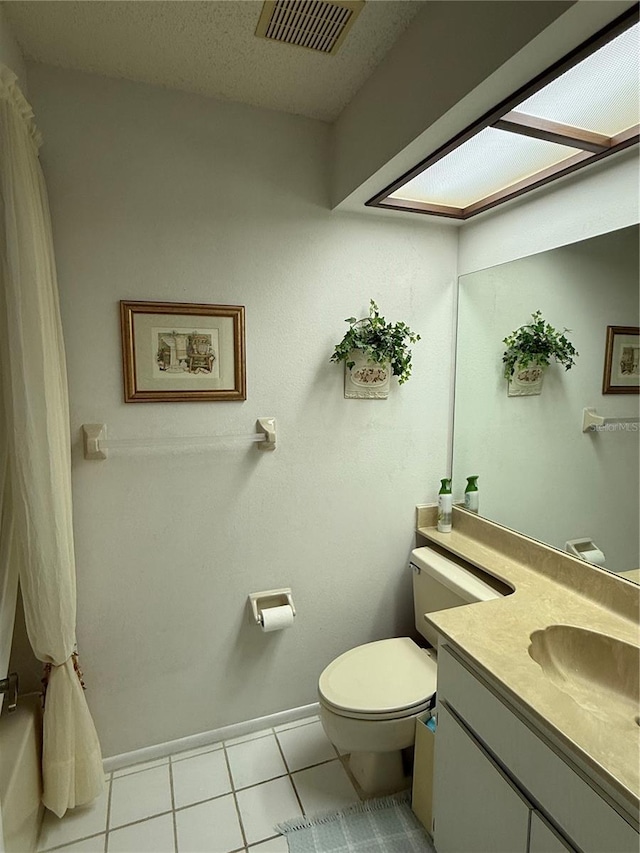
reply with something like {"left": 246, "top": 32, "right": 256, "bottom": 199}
{"left": 248, "top": 588, "right": 296, "bottom": 626}
{"left": 565, "top": 538, "right": 606, "bottom": 567}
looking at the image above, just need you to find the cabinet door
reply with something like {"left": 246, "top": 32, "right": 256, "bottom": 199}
{"left": 433, "top": 703, "right": 530, "bottom": 853}
{"left": 438, "top": 644, "right": 640, "bottom": 853}
{"left": 529, "top": 812, "right": 576, "bottom": 853}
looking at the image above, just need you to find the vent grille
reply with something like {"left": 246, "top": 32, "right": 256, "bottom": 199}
{"left": 256, "top": 1, "right": 365, "bottom": 55}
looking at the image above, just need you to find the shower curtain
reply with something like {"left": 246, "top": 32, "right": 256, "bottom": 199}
{"left": 0, "top": 65, "right": 103, "bottom": 817}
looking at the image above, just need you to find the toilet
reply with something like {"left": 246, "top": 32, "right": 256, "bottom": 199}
{"left": 318, "top": 546, "right": 505, "bottom": 794}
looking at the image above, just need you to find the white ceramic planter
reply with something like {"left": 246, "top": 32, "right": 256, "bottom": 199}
{"left": 344, "top": 349, "right": 391, "bottom": 399}
{"left": 507, "top": 361, "right": 546, "bottom": 396}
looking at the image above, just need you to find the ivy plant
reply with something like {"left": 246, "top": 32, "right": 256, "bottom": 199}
{"left": 330, "top": 300, "right": 420, "bottom": 385}
{"left": 502, "top": 310, "right": 578, "bottom": 379}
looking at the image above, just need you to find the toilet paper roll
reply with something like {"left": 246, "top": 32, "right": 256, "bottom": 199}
{"left": 259, "top": 604, "right": 295, "bottom": 632}
{"left": 581, "top": 548, "right": 606, "bottom": 567}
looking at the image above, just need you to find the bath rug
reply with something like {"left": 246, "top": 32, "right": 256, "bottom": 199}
{"left": 276, "top": 791, "right": 436, "bottom": 852}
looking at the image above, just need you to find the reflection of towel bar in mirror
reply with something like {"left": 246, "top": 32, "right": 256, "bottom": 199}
{"left": 582, "top": 408, "right": 640, "bottom": 433}
{"left": 82, "top": 418, "right": 276, "bottom": 459}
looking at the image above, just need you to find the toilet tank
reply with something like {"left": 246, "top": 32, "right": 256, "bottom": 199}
{"left": 411, "top": 546, "right": 507, "bottom": 647}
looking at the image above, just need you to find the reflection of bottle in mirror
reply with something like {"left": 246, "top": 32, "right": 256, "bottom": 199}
{"left": 464, "top": 476, "right": 479, "bottom": 513}
{"left": 437, "top": 478, "right": 452, "bottom": 533}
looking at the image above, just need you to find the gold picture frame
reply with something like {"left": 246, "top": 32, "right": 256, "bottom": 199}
{"left": 120, "top": 300, "right": 246, "bottom": 402}
{"left": 602, "top": 325, "right": 639, "bottom": 394}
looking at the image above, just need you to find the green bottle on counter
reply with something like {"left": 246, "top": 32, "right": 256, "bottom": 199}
{"left": 464, "top": 476, "right": 479, "bottom": 513}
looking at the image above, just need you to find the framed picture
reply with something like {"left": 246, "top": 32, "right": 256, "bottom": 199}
{"left": 602, "top": 325, "right": 639, "bottom": 394}
{"left": 120, "top": 301, "right": 246, "bottom": 402}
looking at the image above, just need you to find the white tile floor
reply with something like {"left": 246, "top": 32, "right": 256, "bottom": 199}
{"left": 38, "top": 717, "right": 361, "bottom": 853}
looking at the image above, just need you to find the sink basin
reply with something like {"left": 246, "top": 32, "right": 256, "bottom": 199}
{"left": 528, "top": 625, "right": 639, "bottom": 724}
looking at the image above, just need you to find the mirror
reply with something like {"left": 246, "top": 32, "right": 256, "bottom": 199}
{"left": 453, "top": 225, "right": 639, "bottom": 584}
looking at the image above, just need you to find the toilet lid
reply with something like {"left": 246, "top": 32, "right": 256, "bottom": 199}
{"left": 318, "top": 638, "right": 437, "bottom": 719}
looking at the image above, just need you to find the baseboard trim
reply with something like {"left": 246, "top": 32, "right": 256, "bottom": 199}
{"left": 103, "top": 702, "right": 321, "bottom": 772}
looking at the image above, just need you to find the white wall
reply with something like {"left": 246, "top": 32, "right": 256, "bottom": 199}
{"left": 458, "top": 149, "right": 640, "bottom": 275}
{"left": 0, "top": 4, "right": 26, "bottom": 90}
{"left": 26, "top": 63, "right": 457, "bottom": 757}
{"left": 453, "top": 226, "right": 639, "bottom": 572}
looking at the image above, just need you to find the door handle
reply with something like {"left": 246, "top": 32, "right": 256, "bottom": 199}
{"left": 0, "top": 672, "right": 19, "bottom": 712}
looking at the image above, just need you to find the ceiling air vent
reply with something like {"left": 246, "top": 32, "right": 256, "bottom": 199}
{"left": 256, "top": 0, "right": 365, "bottom": 55}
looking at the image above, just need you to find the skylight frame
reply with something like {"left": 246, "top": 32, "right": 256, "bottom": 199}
{"left": 366, "top": 8, "right": 639, "bottom": 221}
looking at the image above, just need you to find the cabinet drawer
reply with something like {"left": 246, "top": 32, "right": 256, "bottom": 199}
{"left": 438, "top": 644, "right": 639, "bottom": 853}
{"left": 530, "top": 811, "right": 576, "bottom": 853}
{"left": 434, "top": 703, "right": 530, "bottom": 853}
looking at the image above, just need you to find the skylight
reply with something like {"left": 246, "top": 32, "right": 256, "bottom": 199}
{"left": 388, "top": 128, "right": 584, "bottom": 209}
{"left": 368, "top": 13, "right": 639, "bottom": 220}
{"left": 516, "top": 24, "right": 639, "bottom": 136}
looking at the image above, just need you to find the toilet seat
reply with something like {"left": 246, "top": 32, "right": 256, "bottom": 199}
{"left": 318, "top": 638, "right": 437, "bottom": 722}
{"left": 320, "top": 694, "right": 433, "bottom": 722}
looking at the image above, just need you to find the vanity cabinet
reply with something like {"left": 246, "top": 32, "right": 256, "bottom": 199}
{"left": 434, "top": 702, "right": 530, "bottom": 852}
{"left": 529, "top": 813, "right": 573, "bottom": 853}
{"left": 433, "top": 644, "right": 639, "bottom": 853}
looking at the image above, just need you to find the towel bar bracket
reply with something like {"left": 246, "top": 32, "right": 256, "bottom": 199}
{"left": 582, "top": 407, "right": 640, "bottom": 433}
{"left": 256, "top": 418, "right": 276, "bottom": 451}
{"left": 83, "top": 423, "right": 108, "bottom": 459}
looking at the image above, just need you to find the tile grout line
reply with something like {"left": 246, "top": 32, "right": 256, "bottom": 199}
{"left": 175, "top": 771, "right": 288, "bottom": 805}
{"left": 224, "top": 716, "right": 320, "bottom": 750}
{"left": 276, "top": 726, "right": 362, "bottom": 806}
{"left": 96, "top": 755, "right": 343, "bottom": 830}
{"left": 252, "top": 833, "right": 282, "bottom": 848}
{"left": 272, "top": 717, "right": 320, "bottom": 735}
{"left": 224, "top": 731, "right": 274, "bottom": 750}
{"left": 222, "top": 742, "right": 250, "bottom": 851}
{"left": 272, "top": 728, "right": 306, "bottom": 817}
{"left": 329, "top": 742, "right": 365, "bottom": 801}
{"left": 89, "top": 758, "right": 344, "bottom": 840}
{"left": 134, "top": 754, "right": 341, "bottom": 810}
{"left": 39, "top": 772, "right": 113, "bottom": 853}
{"left": 44, "top": 720, "right": 348, "bottom": 853}
{"left": 337, "top": 753, "right": 365, "bottom": 801}
{"left": 104, "top": 771, "right": 113, "bottom": 852}
{"left": 168, "top": 757, "right": 178, "bottom": 853}
{"left": 171, "top": 744, "right": 224, "bottom": 764}
{"left": 104, "top": 717, "right": 319, "bottom": 776}
{"left": 101, "top": 809, "right": 175, "bottom": 834}
{"left": 112, "top": 757, "right": 172, "bottom": 778}
{"left": 289, "top": 756, "right": 349, "bottom": 782}
{"left": 39, "top": 831, "right": 107, "bottom": 853}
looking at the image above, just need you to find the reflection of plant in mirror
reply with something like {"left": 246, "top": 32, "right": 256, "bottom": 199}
{"left": 331, "top": 300, "right": 420, "bottom": 384}
{"left": 502, "top": 311, "right": 578, "bottom": 379}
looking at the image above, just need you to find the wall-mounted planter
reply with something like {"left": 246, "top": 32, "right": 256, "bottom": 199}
{"left": 344, "top": 349, "right": 391, "bottom": 399}
{"left": 331, "top": 301, "right": 420, "bottom": 397}
{"left": 507, "top": 361, "right": 546, "bottom": 397}
{"left": 502, "top": 311, "right": 577, "bottom": 397}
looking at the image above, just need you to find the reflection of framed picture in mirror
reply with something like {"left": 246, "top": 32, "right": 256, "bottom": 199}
{"left": 120, "top": 301, "right": 246, "bottom": 402}
{"left": 602, "top": 326, "right": 639, "bottom": 394}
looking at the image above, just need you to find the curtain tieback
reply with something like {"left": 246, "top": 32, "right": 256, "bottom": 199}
{"left": 42, "top": 651, "right": 86, "bottom": 707}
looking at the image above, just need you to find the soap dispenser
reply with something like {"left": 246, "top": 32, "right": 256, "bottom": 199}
{"left": 464, "top": 476, "right": 479, "bottom": 513}
{"left": 437, "top": 478, "right": 452, "bottom": 533}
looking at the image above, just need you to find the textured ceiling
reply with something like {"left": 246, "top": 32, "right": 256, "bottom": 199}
{"left": 2, "top": 0, "right": 423, "bottom": 122}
